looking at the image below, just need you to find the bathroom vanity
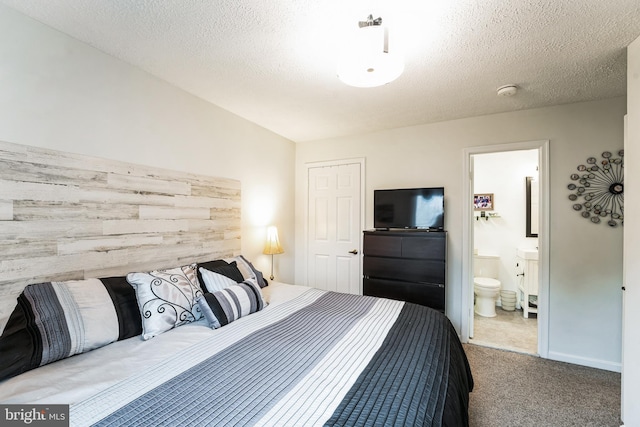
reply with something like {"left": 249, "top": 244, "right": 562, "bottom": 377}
{"left": 362, "top": 230, "right": 446, "bottom": 312}
{"left": 516, "top": 248, "right": 539, "bottom": 318}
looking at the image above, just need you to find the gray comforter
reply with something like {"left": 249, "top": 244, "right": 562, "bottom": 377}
{"left": 71, "top": 289, "right": 473, "bottom": 427}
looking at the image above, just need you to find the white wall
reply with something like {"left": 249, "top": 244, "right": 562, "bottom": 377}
{"left": 474, "top": 150, "right": 538, "bottom": 294}
{"left": 622, "top": 34, "right": 640, "bottom": 426}
{"left": 296, "top": 97, "right": 625, "bottom": 370}
{"left": 0, "top": 5, "right": 296, "bottom": 283}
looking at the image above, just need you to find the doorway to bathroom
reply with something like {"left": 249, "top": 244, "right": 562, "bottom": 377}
{"left": 461, "top": 140, "right": 549, "bottom": 358}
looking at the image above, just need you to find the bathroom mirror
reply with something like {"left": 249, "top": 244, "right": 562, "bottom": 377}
{"left": 526, "top": 176, "right": 539, "bottom": 237}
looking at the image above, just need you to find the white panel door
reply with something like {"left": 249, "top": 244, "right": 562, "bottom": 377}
{"left": 307, "top": 162, "right": 361, "bottom": 294}
{"left": 468, "top": 155, "right": 475, "bottom": 338}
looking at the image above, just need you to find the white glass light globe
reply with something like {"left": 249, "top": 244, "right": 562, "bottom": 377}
{"left": 337, "top": 25, "right": 404, "bottom": 88}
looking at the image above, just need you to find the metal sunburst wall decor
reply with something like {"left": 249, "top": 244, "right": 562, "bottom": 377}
{"left": 568, "top": 150, "right": 624, "bottom": 227}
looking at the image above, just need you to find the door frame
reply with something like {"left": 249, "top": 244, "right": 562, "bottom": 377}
{"left": 304, "top": 158, "right": 366, "bottom": 291}
{"left": 461, "top": 140, "right": 550, "bottom": 358}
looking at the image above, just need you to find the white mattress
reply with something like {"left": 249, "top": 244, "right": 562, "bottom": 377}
{"left": 0, "top": 282, "right": 311, "bottom": 404}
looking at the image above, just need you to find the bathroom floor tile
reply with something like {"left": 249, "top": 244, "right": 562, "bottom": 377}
{"left": 470, "top": 308, "right": 537, "bottom": 355}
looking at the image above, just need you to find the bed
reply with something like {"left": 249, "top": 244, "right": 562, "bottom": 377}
{"left": 0, "top": 142, "right": 472, "bottom": 426}
{"left": 0, "top": 276, "right": 472, "bottom": 427}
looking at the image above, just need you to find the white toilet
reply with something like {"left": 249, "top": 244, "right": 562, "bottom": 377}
{"left": 474, "top": 255, "right": 501, "bottom": 317}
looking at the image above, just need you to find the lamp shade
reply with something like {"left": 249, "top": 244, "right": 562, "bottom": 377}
{"left": 263, "top": 226, "right": 284, "bottom": 255}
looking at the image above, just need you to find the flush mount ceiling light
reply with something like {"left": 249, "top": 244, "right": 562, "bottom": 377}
{"left": 337, "top": 14, "right": 404, "bottom": 88}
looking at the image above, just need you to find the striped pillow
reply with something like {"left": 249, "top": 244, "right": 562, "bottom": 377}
{"left": 196, "top": 279, "right": 266, "bottom": 329}
{"left": 204, "top": 261, "right": 245, "bottom": 283}
{"left": 199, "top": 268, "right": 237, "bottom": 292}
{"left": 196, "top": 260, "right": 244, "bottom": 292}
{"left": 0, "top": 277, "right": 142, "bottom": 381}
{"left": 225, "top": 255, "right": 268, "bottom": 288}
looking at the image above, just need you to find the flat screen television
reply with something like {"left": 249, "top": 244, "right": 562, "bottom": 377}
{"left": 374, "top": 187, "right": 445, "bottom": 230}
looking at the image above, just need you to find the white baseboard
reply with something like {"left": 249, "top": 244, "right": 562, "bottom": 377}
{"left": 548, "top": 351, "right": 621, "bottom": 372}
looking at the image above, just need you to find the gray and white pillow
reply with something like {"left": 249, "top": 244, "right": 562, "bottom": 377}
{"left": 196, "top": 278, "right": 266, "bottom": 329}
{"left": 0, "top": 277, "right": 142, "bottom": 381}
{"left": 225, "top": 255, "right": 268, "bottom": 288}
{"left": 127, "top": 264, "right": 203, "bottom": 340}
{"left": 199, "top": 267, "right": 237, "bottom": 292}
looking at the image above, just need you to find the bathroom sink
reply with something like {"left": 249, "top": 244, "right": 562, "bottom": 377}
{"left": 516, "top": 248, "right": 538, "bottom": 260}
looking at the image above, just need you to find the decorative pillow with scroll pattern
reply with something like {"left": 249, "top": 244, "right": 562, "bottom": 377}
{"left": 127, "top": 264, "right": 203, "bottom": 340}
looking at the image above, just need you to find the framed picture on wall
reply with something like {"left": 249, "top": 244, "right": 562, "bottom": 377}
{"left": 474, "top": 193, "right": 494, "bottom": 211}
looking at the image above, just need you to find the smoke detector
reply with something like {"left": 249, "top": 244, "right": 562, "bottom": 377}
{"left": 497, "top": 84, "right": 518, "bottom": 97}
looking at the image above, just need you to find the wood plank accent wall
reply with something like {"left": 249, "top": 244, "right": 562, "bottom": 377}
{"left": 0, "top": 140, "right": 241, "bottom": 322}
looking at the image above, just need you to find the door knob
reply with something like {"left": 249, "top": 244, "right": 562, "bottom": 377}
{"left": 348, "top": 249, "right": 358, "bottom": 255}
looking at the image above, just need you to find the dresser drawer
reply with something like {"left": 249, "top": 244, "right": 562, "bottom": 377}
{"left": 362, "top": 234, "right": 402, "bottom": 257}
{"left": 401, "top": 235, "right": 445, "bottom": 259}
{"left": 364, "top": 278, "right": 445, "bottom": 312}
{"left": 364, "top": 256, "right": 445, "bottom": 284}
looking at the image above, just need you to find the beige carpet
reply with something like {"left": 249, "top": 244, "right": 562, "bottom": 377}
{"left": 464, "top": 344, "right": 621, "bottom": 427}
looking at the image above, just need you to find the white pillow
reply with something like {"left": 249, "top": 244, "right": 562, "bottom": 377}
{"left": 199, "top": 267, "right": 237, "bottom": 292}
{"left": 225, "top": 255, "right": 267, "bottom": 288}
{"left": 127, "top": 263, "right": 203, "bottom": 340}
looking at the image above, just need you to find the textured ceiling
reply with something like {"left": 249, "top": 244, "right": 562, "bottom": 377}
{"left": 2, "top": 0, "right": 639, "bottom": 142}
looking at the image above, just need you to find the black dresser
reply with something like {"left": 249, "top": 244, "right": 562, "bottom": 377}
{"left": 363, "top": 230, "right": 446, "bottom": 312}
